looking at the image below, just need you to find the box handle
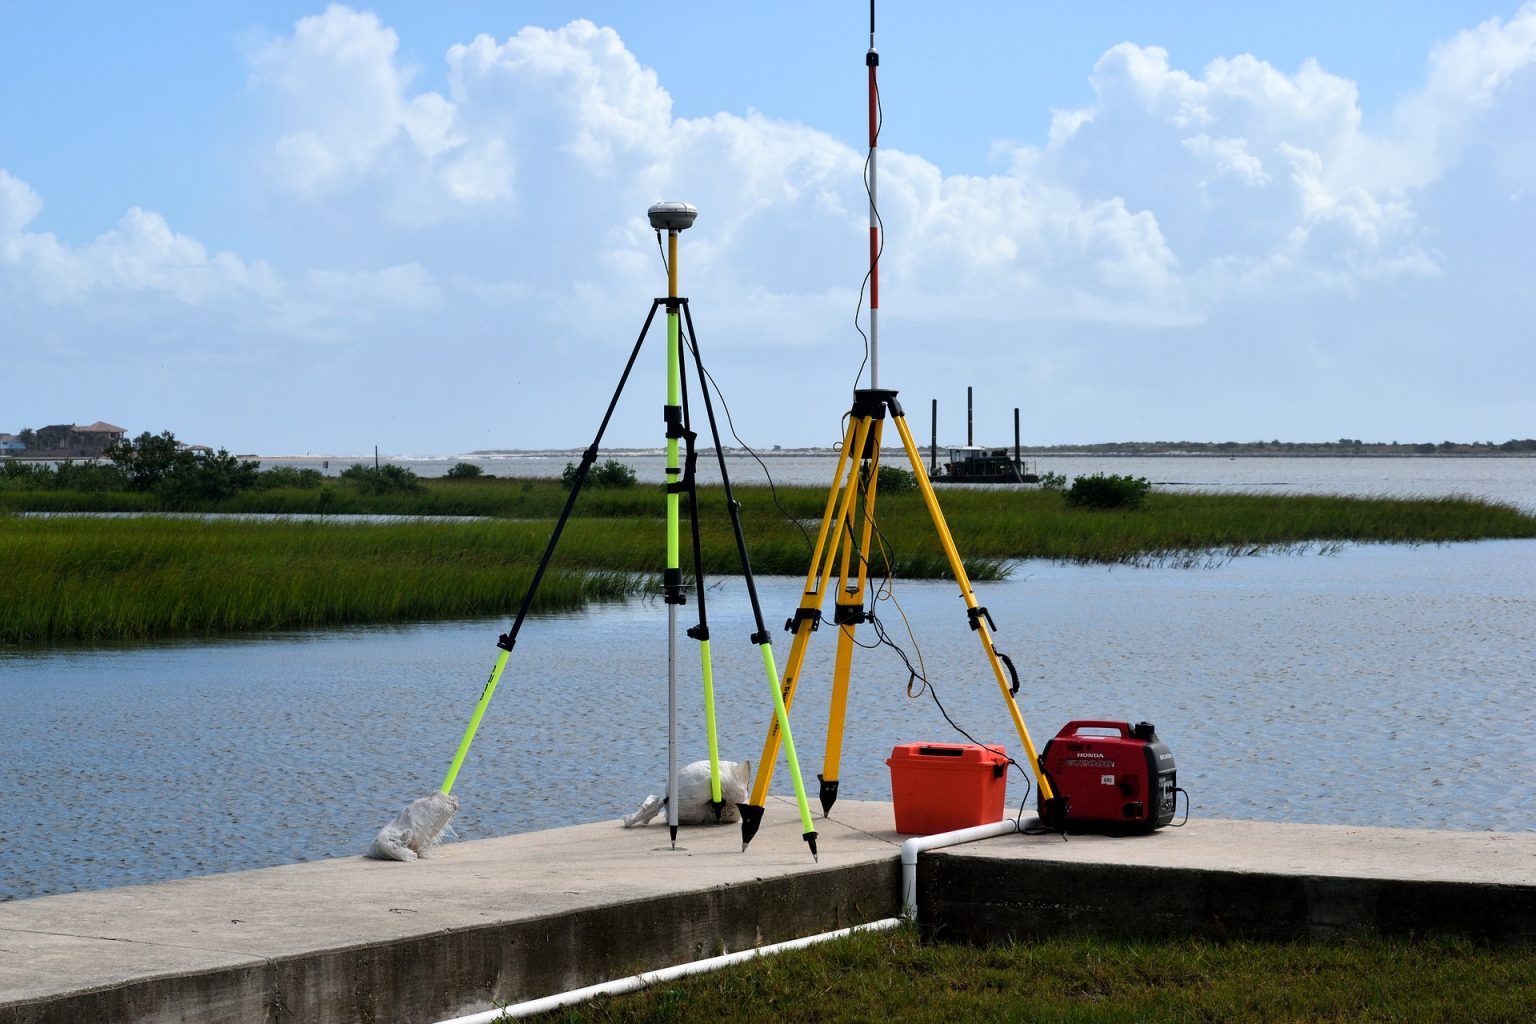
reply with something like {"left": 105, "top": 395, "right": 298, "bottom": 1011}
{"left": 1058, "top": 720, "right": 1131, "bottom": 737}
{"left": 915, "top": 745, "right": 965, "bottom": 756}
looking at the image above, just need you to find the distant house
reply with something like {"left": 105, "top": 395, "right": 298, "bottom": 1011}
{"left": 30, "top": 421, "right": 128, "bottom": 458}
{"left": 0, "top": 434, "right": 26, "bottom": 453}
{"left": 75, "top": 422, "right": 127, "bottom": 447}
{"left": 35, "top": 424, "right": 75, "bottom": 450}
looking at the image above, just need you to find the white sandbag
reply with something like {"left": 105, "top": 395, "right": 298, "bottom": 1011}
{"left": 368, "top": 791, "right": 459, "bottom": 861}
{"left": 621, "top": 759, "right": 752, "bottom": 828}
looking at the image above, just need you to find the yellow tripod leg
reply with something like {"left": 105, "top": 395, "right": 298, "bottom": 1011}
{"left": 741, "top": 415, "right": 869, "bottom": 849}
{"left": 821, "top": 418, "right": 883, "bottom": 816}
{"left": 821, "top": 611, "right": 856, "bottom": 815}
{"left": 745, "top": 416, "right": 860, "bottom": 804}
{"left": 890, "top": 412, "right": 1056, "bottom": 805}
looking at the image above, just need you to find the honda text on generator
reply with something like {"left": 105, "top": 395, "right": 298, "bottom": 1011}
{"left": 1037, "top": 721, "right": 1179, "bottom": 833}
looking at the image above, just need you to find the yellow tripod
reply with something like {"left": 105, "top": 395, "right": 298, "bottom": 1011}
{"left": 736, "top": 387, "right": 1061, "bottom": 851}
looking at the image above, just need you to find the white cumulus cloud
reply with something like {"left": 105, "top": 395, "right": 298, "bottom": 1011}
{"left": 0, "top": 169, "right": 43, "bottom": 234}
{"left": 1393, "top": 1, "right": 1536, "bottom": 189}
{"left": 1026, "top": 40, "right": 1444, "bottom": 305}
{"left": 237, "top": 4, "right": 1530, "bottom": 335}
{"left": 0, "top": 183, "right": 280, "bottom": 307}
{"left": 248, "top": 4, "right": 487, "bottom": 221}
{"left": 0, "top": 165, "right": 444, "bottom": 350}
{"left": 7, "top": 5, "right": 1534, "bottom": 453}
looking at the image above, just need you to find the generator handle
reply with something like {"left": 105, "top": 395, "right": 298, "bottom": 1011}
{"left": 1057, "top": 720, "right": 1131, "bottom": 737}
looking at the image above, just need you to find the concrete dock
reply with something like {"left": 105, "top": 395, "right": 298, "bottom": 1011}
{"left": 2, "top": 799, "right": 1532, "bottom": 1024}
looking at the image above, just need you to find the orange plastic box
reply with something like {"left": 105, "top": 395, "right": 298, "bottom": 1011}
{"left": 886, "top": 742, "right": 1008, "bottom": 835}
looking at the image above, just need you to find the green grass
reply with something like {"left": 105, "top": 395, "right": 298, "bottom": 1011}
{"left": 0, "top": 515, "right": 641, "bottom": 644}
{"left": 523, "top": 924, "right": 1535, "bottom": 1023}
{"left": 922, "top": 488, "right": 1536, "bottom": 566}
{"left": 5, "top": 479, "right": 1534, "bottom": 645}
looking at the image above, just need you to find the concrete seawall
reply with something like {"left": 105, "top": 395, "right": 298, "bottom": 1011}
{"left": 917, "top": 817, "right": 1536, "bottom": 945}
{"left": 2, "top": 802, "right": 1531, "bottom": 1024}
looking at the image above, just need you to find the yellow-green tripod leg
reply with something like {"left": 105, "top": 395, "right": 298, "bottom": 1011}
{"left": 659, "top": 226, "right": 727, "bottom": 839}
{"left": 440, "top": 648, "right": 510, "bottom": 795}
{"left": 740, "top": 643, "right": 817, "bottom": 859}
{"left": 663, "top": 232, "right": 685, "bottom": 847}
{"left": 700, "top": 639, "right": 722, "bottom": 807}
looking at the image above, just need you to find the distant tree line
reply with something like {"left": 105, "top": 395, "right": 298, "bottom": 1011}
{"left": 0, "top": 430, "right": 434, "bottom": 501}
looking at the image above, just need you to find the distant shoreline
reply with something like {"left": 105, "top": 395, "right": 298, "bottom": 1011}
{"left": 244, "top": 445, "right": 1533, "bottom": 461}
{"left": 9, "top": 445, "right": 1532, "bottom": 463}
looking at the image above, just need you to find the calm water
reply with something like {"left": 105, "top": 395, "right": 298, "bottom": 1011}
{"left": 266, "top": 452, "right": 1536, "bottom": 510}
{"left": 4, "top": 458, "right": 1533, "bottom": 899}
{"left": 3, "top": 534, "right": 1534, "bottom": 901}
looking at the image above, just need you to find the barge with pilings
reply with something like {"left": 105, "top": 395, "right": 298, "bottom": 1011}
{"left": 928, "top": 387, "right": 1039, "bottom": 484}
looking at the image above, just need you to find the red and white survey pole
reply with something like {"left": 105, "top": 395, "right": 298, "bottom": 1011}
{"left": 866, "top": 1, "right": 882, "bottom": 389}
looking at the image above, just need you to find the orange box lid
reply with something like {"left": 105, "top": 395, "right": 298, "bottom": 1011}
{"left": 886, "top": 742, "right": 1008, "bottom": 767}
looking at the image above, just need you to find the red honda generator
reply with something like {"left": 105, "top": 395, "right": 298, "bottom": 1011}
{"left": 1037, "top": 720, "right": 1178, "bottom": 833}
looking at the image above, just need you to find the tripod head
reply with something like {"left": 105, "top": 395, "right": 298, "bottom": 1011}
{"left": 647, "top": 201, "right": 698, "bottom": 232}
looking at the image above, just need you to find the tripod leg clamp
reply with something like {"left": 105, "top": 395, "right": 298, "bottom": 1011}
{"left": 833, "top": 603, "right": 868, "bottom": 626}
{"left": 667, "top": 433, "right": 699, "bottom": 494}
{"left": 663, "top": 568, "right": 686, "bottom": 605}
{"left": 785, "top": 608, "right": 822, "bottom": 633}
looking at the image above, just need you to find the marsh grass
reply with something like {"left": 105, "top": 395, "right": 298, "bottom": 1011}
{"left": 524, "top": 924, "right": 1536, "bottom": 1023}
{"left": 898, "top": 488, "right": 1536, "bottom": 566}
{"left": 0, "top": 516, "right": 641, "bottom": 644}
{"left": 5, "top": 481, "right": 1534, "bottom": 645}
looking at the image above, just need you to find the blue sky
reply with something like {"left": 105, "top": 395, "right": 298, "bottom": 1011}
{"left": 2, "top": 2, "right": 1532, "bottom": 455}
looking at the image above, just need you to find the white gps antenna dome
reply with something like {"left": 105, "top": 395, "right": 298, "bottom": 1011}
{"left": 647, "top": 201, "right": 698, "bottom": 232}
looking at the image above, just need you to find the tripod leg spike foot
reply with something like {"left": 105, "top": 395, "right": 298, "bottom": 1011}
{"left": 737, "top": 803, "right": 764, "bottom": 851}
{"left": 818, "top": 776, "right": 839, "bottom": 818}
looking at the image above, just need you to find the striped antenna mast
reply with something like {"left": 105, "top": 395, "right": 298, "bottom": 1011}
{"left": 866, "top": 0, "right": 881, "bottom": 388}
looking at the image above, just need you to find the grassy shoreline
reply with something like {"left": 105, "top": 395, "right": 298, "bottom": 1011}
{"left": 518, "top": 924, "right": 1534, "bottom": 1023}
{"left": 5, "top": 479, "right": 1535, "bottom": 646}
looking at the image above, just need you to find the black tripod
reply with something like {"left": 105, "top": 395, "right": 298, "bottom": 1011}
{"left": 433, "top": 202, "right": 820, "bottom": 860}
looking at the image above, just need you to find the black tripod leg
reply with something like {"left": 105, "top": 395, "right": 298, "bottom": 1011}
{"left": 680, "top": 302, "right": 773, "bottom": 639}
{"left": 495, "top": 300, "right": 663, "bottom": 655}
{"left": 439, "top": 299, "right": 665, "bottom": 797}
{"left": 681, "top": 303, "right": 818, "bottom": 857}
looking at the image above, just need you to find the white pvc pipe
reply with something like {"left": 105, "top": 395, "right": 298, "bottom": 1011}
{"left": 900, "top": 816, "right": 1025, "bottom": 920}
{"left": 432, "top": 917, "right": 903, "bottom": 1024}
{"left": 432, "top": 816, "right": 1027, "bottom": 1023}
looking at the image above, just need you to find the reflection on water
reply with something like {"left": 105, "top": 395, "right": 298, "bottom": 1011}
{"left": 3, "top": 540, "right": 1534, "bottom": 901}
